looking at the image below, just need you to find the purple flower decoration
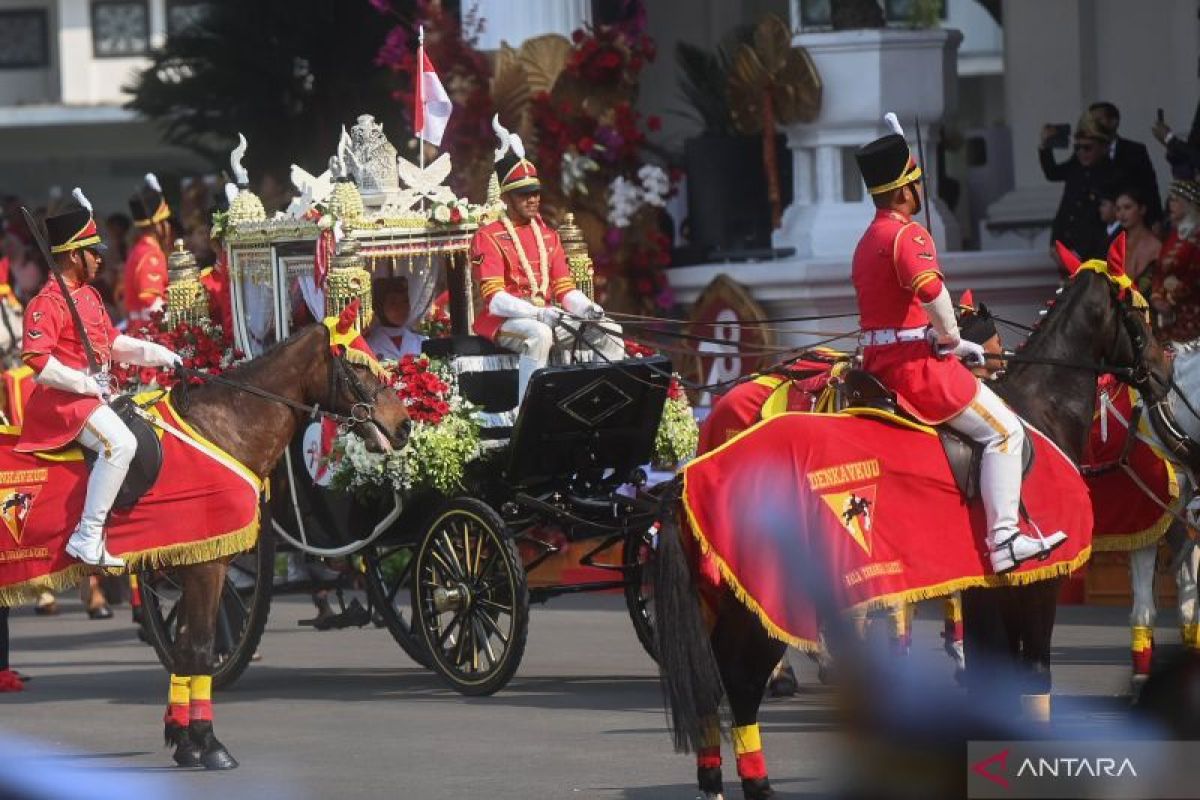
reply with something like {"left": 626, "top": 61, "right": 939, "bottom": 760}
{"left": 604, "top": 227, "right": 624, "bottom": 249}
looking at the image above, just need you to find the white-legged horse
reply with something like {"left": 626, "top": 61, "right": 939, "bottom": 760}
{"left": 1123, "top": 340, "right": 1200, "bottom": 692}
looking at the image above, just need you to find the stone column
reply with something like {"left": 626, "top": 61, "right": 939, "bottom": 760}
{"left": 470, "top": 0, "right": 591, "bottom": 50}
{"left": 774, "top": 28, "right": 964, "bottom": 260}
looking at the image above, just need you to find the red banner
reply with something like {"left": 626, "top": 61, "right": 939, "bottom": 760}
{"left": 0, "top": 397, "right": 261, "bottom": 605}
{"left": 1083, "top": 380, "right": 1180, "bottom": 552}
{"left": 681, "top": 409, "right": 1093, "bottom": 650}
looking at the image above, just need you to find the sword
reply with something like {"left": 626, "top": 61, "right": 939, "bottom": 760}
{"left": 19, "top": 207, "right": 108, "bottom": 393}
{"left": 914, "top": 115, "right": 934, "bottom": 240}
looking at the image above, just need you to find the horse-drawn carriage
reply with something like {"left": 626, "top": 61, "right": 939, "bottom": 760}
{"left": 136, "top": 118, "right": 669, "bottom": 695}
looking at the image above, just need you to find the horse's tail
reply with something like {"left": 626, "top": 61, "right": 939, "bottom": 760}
{"left": 652, "top": 477, "right": 725, "bottom": 752}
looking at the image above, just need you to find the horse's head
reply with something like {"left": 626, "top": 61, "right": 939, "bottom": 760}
{"left": 1056, "top": 237, "right": 1171, "bottom": 401}
{"left": 320, "top": 306, "right": 411, "bottom": 453}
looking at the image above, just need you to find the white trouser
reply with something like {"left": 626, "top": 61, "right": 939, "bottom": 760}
{"left": 945, "top": 383, "right": 1025, "bottom": 549}
{"left": 497, "top": 317, "right": 626, "bottom": 401}
{"left": 73, "top": 404, "right": 138, "bottom": 538}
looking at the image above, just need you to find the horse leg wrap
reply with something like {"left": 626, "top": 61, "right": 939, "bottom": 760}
{"left": 1131, "top": 625, "right": 1154, "bottom": 675}
{"left": 189, "top": 675, "right": 213, "bottom": 722}
{"left": 697, "top": 715, "right": 723, "bottom": 790}
{"left": 164, "top": 674, "right": 190, "bottom": 729}
{"left": 733, "top": 724, "right": 768, "bottom": 783}
{"left": 1183, "top": 623, "right": 1200, "bottom": 651}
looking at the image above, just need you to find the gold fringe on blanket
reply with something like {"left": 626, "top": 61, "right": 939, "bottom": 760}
{"left": 680, "top": 475, "right": 1092, "bottom": 650}
{"left": 0, "top": 516, "right": 259, "bottom": 608}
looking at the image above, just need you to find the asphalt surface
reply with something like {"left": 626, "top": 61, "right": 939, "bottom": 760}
{"left": 0, "top": 593, "right": 1172, "bottom": 799}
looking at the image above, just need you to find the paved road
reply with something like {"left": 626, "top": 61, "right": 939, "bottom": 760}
{"left": 0, "top": 593, "right": 1169, "bottom": 799}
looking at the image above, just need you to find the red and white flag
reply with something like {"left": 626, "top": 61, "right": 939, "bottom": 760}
{"left": 414, "top": 40, "right": 452, "bottom": 147}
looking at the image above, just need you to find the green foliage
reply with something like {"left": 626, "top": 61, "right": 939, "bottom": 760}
{"left": 125, "top": 0, "right": 398, "bottom": 180}
{"left": 906, "top": 0, "right": 944, "bottom": 29}
{"left": 672, "top": 25, "right": 753, "bottom": 136}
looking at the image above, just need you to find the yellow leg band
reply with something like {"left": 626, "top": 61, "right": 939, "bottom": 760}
{"left": 945, "top": 595, "right": 962, "bottom": 623}
{"left": 129, "top": 574, "right": 140, "bottom": 591}
{"left": 1132, "top": 625, "right": 1153, "bottom": 651}
{"left": 190, "top": 675, "right": 212, "bottom": 701}
{"left": 168, "top": 674, "right": 190, "bottom": 705}
{"left": 1184, "top": 624, "right": 1199, "bottom": 650}
{"left": 732, "top": 724, "right": 762, "bottom": 756}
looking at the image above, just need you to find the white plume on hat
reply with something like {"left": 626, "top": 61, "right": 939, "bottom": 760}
{"left": 492, "top": 114, "right": 511, "bottom": 162}
{"left": 144, "top": 172, "right": 163, "bottom": 193}
{"left": 884, "top": 112, "right": 904, "bottom": 137}
{"left": 509, "top": 133, "right": 526, "bottom": 160}
{"left": 71, "top": 187, "right": 93, "bottom": 213}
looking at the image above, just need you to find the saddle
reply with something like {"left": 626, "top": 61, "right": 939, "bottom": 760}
{"left": 836, "top": 369, "right": 1033, "bottom": 500}
{"left": 81, "top": 395, "right": 164, "bottom": 510}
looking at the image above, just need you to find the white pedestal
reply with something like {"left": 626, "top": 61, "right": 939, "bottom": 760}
{"left": 775, "top": 28, "right": 964, "bottom": 259}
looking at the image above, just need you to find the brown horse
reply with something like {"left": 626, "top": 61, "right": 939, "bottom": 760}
{"left": 144, "top": 323, "right": 410, "bottom": 769}
{"left": 651, "top": 268, "right": 1184, "bottom": 799}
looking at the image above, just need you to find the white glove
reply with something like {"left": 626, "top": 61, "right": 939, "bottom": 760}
{"left": 112, "top": 335, "right": 182, "bottom": 368}
{"left": 35, "top": 356, "right": 102, "bottom": 398}
{"left": 943, "top": 339, "right": 986, "bottom": 367}
{"left": 537, "top": 306, "right": 564, "bottom": 327}
{"left": 561, "top": 289, "right": 604, "bottom": 320}
{"left": 488, "top": 291, "right": 540, "bottom": 320}
{"left": 920, "top": 286, "right": 960, "bottom": 347}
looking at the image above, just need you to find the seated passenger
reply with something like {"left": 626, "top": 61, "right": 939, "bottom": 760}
{"left": 364, "top": 276, "right": 425, "bottom": 360}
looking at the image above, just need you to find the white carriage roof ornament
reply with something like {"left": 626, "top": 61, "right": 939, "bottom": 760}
{"left": 227, "top": 132, "right": 266, "bottom": 225}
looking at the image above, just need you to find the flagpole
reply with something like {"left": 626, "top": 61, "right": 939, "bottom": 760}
{"left": 417, "top": 25, "right": 425, "bottom": 175}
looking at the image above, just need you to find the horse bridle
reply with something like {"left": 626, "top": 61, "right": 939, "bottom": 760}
{"left": 327, "top": 352, "right": 389, "bottom": 433}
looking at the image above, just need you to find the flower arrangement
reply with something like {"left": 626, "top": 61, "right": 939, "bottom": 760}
{"left": 428, "top": 197, "right": 477, "bottom": 227}
{"left": 654, "top": 376, "right": 698, "bottom": 468}
{"left": 418, "top": 302, "right": 451, "bottom": 339}
{"left": 329, "top": 354, "right": 480, "bottom": 497}
{"left": 112, "top": 312, "right": 242, "bottom": 394}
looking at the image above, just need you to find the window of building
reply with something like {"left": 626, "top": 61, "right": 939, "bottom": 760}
{"left": 0, "top": 10, "right": 49, "bottom": 69}
{"left": 796, "top": 0, "right": 946, "bottom": 29}
{"left": 166, "top": 0, "right": 210, "bottom": 37}
{"left": 92, "top": 0, "right": 150, "bottom": 58}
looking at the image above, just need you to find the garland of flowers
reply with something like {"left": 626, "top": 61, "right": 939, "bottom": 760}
{"left": 111, "top": 312, "right": 242, "bottom": 394}
{"left": 500, "top": 215, "right": 550, "bottom": 302}
{"left": 329, "top": 354, "right": 480, "bottom": 497}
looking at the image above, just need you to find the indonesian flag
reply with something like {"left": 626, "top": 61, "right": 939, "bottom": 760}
{"left": 414, "top": 48, "right": 452, "bottom": 147}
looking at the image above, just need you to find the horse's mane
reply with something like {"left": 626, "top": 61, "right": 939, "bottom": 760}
{"left": 215, "top": 323, "right": 326, "bottom": 384}
{"left": 997, "top": 272, "right": 1098, "bottom": 384}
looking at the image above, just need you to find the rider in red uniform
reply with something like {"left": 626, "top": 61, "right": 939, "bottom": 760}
{"left": 125, "top": 175, "right": 171, "bottom": 323}
{"left": 852, "top": 120, "right": 1066, "bottom": 573}
{"left": 16, "top": 189, "right": 181, "bottom": 567}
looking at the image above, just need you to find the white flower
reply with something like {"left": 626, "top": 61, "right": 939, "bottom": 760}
{"left": 432, "top": 204, "right": 452, "bottom": 223}
{"left": 607, "top": 175, "right": 641, "bottom": 228}
{"left": 638, "top": 164, "right": 670, "bottom": 206}
{"left": 317, "top": 214, "right": 334, "bottom": 230}
{"left": 561, "top": 151, "right": 599, "bottom": 197}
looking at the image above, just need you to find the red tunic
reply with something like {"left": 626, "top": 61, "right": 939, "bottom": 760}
{"left": 124, "top": 233, "right": 167, "bottom": 319}
{"left": 1152, "top": 229, "right": 1200, "bottom": 342}
{"left": 15, "top": 280, "right": 118, "bottom": 453}
{"left": 697, "top": 370, "right": 831, "bottom": 454}
{"left": 200, "top": 250, "right": 233, "bottom": 335}
{"left": 852, "top": 209, "right": 977, "bottom": 424}
{"left": 469, "top": 217, "right": 575, "bottom": 340}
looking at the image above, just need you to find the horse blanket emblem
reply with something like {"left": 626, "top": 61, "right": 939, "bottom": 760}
{"left": 0, "top": 469, "right": 45, "bottom": 545}
{"left": 809, "top": 458, "right": 880, "bottom": 555}
{"left": 681, "top": 410, "right": 1093, "bottom": 650}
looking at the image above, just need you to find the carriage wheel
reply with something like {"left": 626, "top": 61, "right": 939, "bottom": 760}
{"left": 412, "top": 498, "right": 529, "bottom": 696}
{"left": 623, "top": 521, "right": 658, "bottom": 662}
{"left": 364, "top": 542, "right": 432, "bottom": 669}
{"left": 138, "top": 522, "right": 275, "bottom": 690}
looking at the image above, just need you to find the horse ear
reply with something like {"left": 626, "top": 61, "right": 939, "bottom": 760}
{"left": 336, "top": 298, "right": 361, "bottom": 335}
{"left": 1106, "top": 231, "right": 1127, "bottom": 278}
{"left": 958, "top": 289, "right": 975, "bottom": 311}
{"left": 1055, "top": 241, "right": 1083, "bottom": 276}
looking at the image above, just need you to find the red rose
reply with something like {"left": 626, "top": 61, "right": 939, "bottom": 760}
{"left": 578, "top": 136, "right": 595, "bottom": 153}
{"left": 647, "top": 115, "right": 662, "bottom": 132}
{"left": 450, "top": 206, "right": 463, "bottom": 223}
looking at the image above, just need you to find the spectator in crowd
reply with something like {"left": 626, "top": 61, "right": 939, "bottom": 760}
{"left": 1090, "top": 102, "right": 1163, "bottom": 227}
{"left": 1115, "top": 186, "right": 1162, "bottom": 289}
{"left": 1041, "top": 111, "right": 1118, "bottom": 263}
{"left": 1151, "top": 180, "right": 1200, "bottom": 342}
{"left": 1152, "top": 102, "right": 1200, "bottom": 180}
{"left": 1098, "top": 185, "right": 1121, "bottom": 243}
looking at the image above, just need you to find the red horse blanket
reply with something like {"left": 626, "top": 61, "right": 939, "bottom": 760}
{"left": 1083, "top": 378, "right": 1180, "bottom": 552}
{"left": 0, "top": 396, "right": 261, "bottom": 605}
{"left": 681, "top": 409, "right": 1093, "bottom": 650}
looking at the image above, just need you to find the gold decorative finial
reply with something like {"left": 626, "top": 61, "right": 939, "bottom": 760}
{"left": 324, "top": 238, "right": 374, "bottom": 329}
{"left": 557, "top": 212, "right": 594, "bottom": 300}
{"left": 165, "top": 240, "right": 208, "bottom": 328}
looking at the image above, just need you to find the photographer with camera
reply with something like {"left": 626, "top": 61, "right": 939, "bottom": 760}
{"left": 1040, "top": 111, "right": 1119, "bottom": 264}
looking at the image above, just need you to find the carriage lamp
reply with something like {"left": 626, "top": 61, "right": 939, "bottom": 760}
{"left": 324, "top": 239, "right": 374, "bottom": 330}
{"left": 558, "top": 212, "right": 595, "bottom": 301}
{"left": 166, "top": 239, "right": 210, "bottom": 329}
